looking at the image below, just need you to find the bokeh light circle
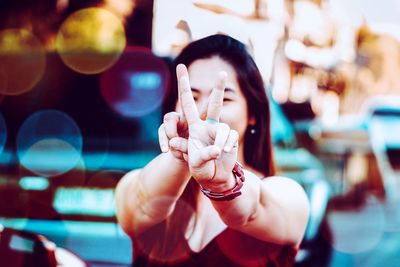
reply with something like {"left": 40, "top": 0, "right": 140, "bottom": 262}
{"left": 100, "top": 49, "right": 169, "bottom": 117}
{"left": 0, "top": 64, "right": 8, "bottom": 94}
{"left": 81, "top": 125, "right": 110, "bottom": 172}
{"left": 50, "top": 156, "right": 87, "bottom": 187}
{"left": 0, "top": 28, "right": 46, "bottom": 95}
{"left": 327, "top": 196, "right": 385, "bottom": 254}
{"left": 16, "top": 110, "right": 83, "bottom": 177}
{"left": 0, "top": 113, "right": 7, "bottom": 155}
{"left": 56, "top": 7, "right": 126, "bottom": 74}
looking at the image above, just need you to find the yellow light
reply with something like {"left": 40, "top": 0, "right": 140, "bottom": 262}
{"left": 56, "top": 7, "right": 126, "bottom": 74}
{"left": 0, "top": 29, "right": 46, "bottom": 95}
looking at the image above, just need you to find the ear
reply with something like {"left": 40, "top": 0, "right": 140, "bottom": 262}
{"left": 248, "top": 115, "right": 256, "bottom": 126}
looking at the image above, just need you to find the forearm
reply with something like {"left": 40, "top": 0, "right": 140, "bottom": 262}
{"left": 116, "top": 151, "right": 190, "bottom": 234}
{"left": 140, "top": 151, "right": 190, "bottom": 199}
{"left": 207, "top": 170, "right": 261, "bottom": 228}
{"left": 209, "top": 172, "right": 310, "bottom": 245}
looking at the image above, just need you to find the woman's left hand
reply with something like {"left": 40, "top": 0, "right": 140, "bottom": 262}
{"left": 176, "top": 64, "right": 239, "bottom": 190}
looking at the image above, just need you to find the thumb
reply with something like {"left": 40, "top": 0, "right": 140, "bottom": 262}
{"left": 190, "top": 145, "right": 220, "bottom": 168}
{"left": 169, "top": 137, "right": 188, "bottom": 154}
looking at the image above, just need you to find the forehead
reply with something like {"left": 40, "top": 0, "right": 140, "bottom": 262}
{"left": 187, "top": 56, "right": 239, "bottom": 92}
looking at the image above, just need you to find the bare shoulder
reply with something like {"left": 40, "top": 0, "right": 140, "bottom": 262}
{"left": 261, "top": 176, "right": 304, "bottom": 191}
{"left": 261, "top": 175, "right": 310, "bottom": 244}
{"left": 260, "top": 175, "right": 309, "bottom": 207}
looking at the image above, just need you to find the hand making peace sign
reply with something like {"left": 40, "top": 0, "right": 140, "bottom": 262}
{"left": 158, "top": 64, "right": 239, "bottom": 188}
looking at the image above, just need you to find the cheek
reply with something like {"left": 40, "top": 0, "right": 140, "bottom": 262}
{"left": 220, "top": 106, "right": 249, "bottom": 136}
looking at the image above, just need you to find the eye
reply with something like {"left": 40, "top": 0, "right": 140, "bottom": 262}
{"left": 223, "top": 98, "right": 232, "bottom": 102}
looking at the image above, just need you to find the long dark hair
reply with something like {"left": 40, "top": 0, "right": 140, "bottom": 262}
{"left": 138, "top": 34, "right": 275, "bottom": 264}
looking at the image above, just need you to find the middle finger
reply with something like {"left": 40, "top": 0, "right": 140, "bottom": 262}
{"left": 206, "top": 71, "right": 227, "bottom": 122}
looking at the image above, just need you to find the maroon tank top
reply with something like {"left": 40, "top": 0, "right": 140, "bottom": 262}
{"left": 132, "top": 223, "right": 297, "bottom": 267}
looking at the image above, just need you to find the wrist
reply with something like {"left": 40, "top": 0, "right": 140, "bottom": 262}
{"left": 199, "top": 173, "right": 236, "bottom": 193}
{"left": 199, "top": 162, "right": 245, "bottom": 201}
{"left": 163, "top": 150, "right": 189, "bottom": 174}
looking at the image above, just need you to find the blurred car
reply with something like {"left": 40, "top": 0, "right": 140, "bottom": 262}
{"left": 364, "top": 96, "right": 400, "bottom": 201}
{"left": 269, "top": 95, "right": 332, "bottom": 267}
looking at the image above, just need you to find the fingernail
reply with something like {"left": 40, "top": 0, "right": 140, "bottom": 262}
{"left": 161, "top": 145, "right": 168, "bottom": 153}
{"left": 177, "top": 64, "right": 185, "bottom": 71}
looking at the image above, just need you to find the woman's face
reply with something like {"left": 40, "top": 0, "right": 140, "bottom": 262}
{"left": 175, "top": 56, "right": 253, "bottom": 144}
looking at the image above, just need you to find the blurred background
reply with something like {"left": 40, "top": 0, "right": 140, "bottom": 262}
{"left": 0, "top": 0, "right": 399, "bottom": 266}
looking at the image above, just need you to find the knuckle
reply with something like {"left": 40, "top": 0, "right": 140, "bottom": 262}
{"left": 164, "top": 112, "right": 177, "bottom": 122}
{"left": 170, "top": 138, "right": 180, "bottom": 148}
{"left": 200, "top": 150, "right": 209, "bottom": 161}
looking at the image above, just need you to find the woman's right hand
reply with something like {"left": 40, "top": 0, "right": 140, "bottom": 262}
{"left": 158, "top": 111, "right": 189, "bottom": 161}
{"left": 158, "top": 64, "right": 192, "bottom": 161}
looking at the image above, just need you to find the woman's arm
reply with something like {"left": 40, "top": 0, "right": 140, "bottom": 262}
{"left": 115, "top": 151, "right": 190, "bottom": 236}
{"left": 116, "top": 104, "right": 192, "bottom": 236}
{"left": 116, "top": 65, "right": 194, "bottom": 236}
{"left": 210, "top": 170, "right": 310, "bottom": 246}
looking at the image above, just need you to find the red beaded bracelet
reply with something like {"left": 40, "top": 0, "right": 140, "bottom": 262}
{"left": 200, "top": 162, "right": 245, "bottom": 201}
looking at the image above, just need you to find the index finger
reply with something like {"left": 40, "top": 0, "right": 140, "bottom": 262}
{"left": 176, "top": 64, "right": 199, "bottom": 125}
{"left": 206, "top": 71, "right": 227, "bottom": 122}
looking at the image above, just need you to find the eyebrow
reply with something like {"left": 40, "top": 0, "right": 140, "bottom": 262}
{"left": 191, "top": 87, "right": 236, "bottom": 94}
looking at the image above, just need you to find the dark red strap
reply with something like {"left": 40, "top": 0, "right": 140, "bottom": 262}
{"left": 200, "top": 162, "right": 245, "bottom": 201}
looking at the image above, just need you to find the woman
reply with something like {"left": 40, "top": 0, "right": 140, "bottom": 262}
{"left": 116, "top": 34, "right": 309, "bottom": 267}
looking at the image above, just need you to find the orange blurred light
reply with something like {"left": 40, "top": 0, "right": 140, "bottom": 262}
{"left": 0, "top": 29, "right": 46, "bottom": 95}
